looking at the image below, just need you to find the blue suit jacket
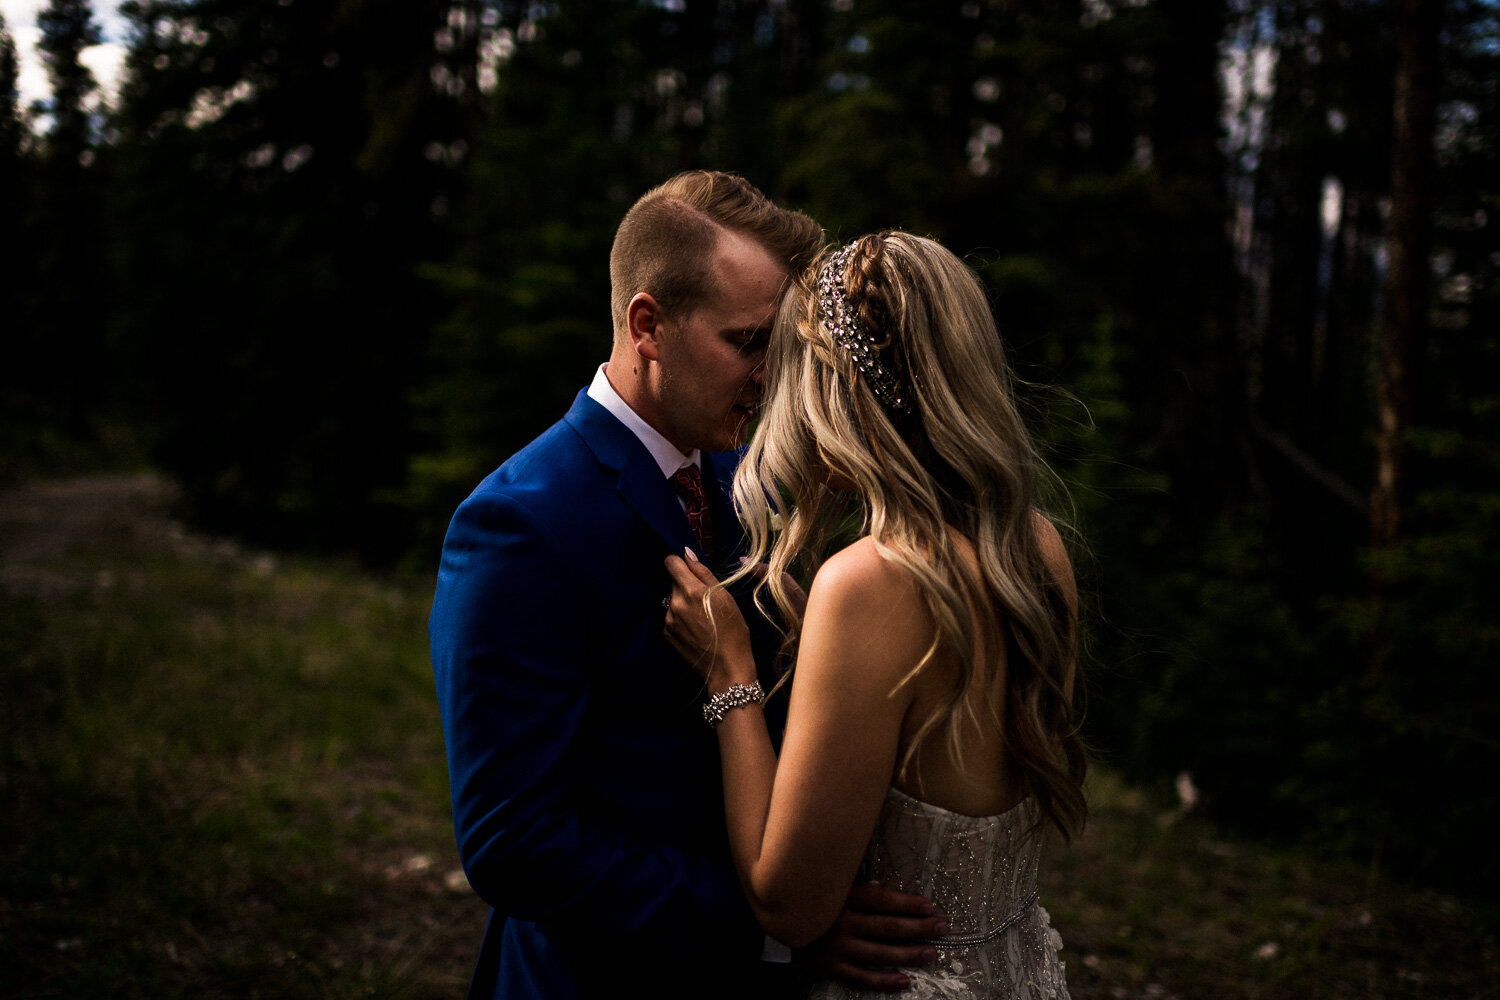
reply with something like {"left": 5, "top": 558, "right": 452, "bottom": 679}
{"left": 430, "top": 390, "right": 785, "bottom": 999}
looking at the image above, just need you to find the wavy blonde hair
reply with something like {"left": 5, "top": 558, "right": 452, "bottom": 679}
{"left": 730, "top": 231, "right": 1087, "bottom": 841}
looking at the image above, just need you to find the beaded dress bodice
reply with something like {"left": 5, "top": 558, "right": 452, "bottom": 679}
{"left": 807, "top": 787, "right": 1071, "bottom": 1000}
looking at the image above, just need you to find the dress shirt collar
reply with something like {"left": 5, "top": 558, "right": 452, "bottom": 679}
{"left": 587, "top": 363, "right": 700, "bottom": 478}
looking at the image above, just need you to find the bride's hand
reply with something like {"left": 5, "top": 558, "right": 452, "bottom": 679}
{"left": 663, "top": 549, "right": 756, "bottom": 689}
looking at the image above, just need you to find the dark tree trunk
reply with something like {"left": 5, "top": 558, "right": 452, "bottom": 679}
{"left": 1372, "top": 1, "right": 1438, "bottom": 551}
{"left": 1369, "top": 0, "right": 1439, "bottom": 667}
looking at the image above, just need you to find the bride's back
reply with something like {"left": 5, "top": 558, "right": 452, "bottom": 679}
{"left": 896, "top": 640, "right": 1021, "bottom": 818}
{"left": 890, "top": 524, "right": 1074, "bottom": 819}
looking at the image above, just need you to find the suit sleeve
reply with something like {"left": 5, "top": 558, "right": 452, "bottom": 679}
{"left": 429, "top": 487, "right": 759, "bottom": 950}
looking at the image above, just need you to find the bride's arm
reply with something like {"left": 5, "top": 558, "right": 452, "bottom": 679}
{"left": 664, "top": 540, "right": 933, "bottom": 948}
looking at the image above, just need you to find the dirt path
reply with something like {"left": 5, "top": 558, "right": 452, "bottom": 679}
{"left": 0, "top": 472, "right": 266, "bottom": 599}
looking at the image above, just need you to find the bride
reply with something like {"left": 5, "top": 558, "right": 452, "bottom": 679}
{"left": 663, "top": 232, "right": 1086, "bottom": 998}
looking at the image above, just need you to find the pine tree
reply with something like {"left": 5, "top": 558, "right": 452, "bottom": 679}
{"left": 36, "top": 0, "right": 101, "bottom": 166}
{"left": 1, "top": 12, "right": 34, "bottom": 475}
{"left": 0, "top": 15, "right": 21, "bottom": 158}
{"left": 1370, "top": 0, "right": 1439, "bottom": 566}
{"left": 110, "top": 0, "right": 463, "bottom": 557}
{"left": 19, "top": 0, "right": 110, "bottom": 453}
{"left": 0, "top": 15, "right": 23, "bottom": 241}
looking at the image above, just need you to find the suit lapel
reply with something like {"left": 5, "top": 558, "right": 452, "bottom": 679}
{"left": 565, "top": 390, "right": 696, "bottom": 555}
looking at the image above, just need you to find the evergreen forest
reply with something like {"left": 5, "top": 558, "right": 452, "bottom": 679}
{"left": 4, "top": 0, "right": 1497, "bottom": 906}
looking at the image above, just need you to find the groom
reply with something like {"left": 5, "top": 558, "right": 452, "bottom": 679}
{"left": 430, "top": 171, "right": 943, "bottom": 999}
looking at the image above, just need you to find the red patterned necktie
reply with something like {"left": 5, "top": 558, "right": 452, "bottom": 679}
{"left": 670, "top": 464, "right": 715, "bottom": 557}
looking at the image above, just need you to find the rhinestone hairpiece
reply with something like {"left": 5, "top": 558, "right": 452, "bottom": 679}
{"left": 816, "top": 243, "right": 911, "bottom": 415}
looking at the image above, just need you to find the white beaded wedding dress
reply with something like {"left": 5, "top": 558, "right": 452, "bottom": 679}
{"left": 806, "top": 787, "right": 1071, "bottom": 1000}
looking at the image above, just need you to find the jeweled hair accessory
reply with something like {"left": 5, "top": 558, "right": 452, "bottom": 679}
{"left": 816, "top": 243, "right": 911, "bottom": 415}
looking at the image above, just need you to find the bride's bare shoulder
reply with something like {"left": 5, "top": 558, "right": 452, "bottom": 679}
{"left": 810, "top": 536, "right": 917, "bottom": 605}
{"left": 1031, "top": 510, "right": 1078, "bottom": 612}
{"left": 799, "top": 538, "right": 931, "bottom": 687}
{"left": 802, "top": 538, "right": 930, "bottom": 649}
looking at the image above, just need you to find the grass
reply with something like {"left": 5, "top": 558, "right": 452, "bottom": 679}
{"left": 0, "top": 474, "right": 484, "bottom": 998}
{"left": 1041, "top": 772, "right": 1498, "bottom": 998}
{"left": 1, "top": 473, "right": 1494, "bottom": 998}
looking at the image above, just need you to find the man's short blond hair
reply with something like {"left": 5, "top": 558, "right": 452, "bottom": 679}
{"left": 609, "top": 171, "right": 823, "bottom": 335}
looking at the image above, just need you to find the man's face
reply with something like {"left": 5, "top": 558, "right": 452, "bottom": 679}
{"left": 654, "top": 233, "right": 786, "bottom": 454}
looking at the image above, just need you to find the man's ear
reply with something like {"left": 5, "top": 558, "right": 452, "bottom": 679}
{"left": 627, "top": 292, "right": 665, "bottom": 362}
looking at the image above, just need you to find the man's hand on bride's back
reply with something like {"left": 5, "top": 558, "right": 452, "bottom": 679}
{"left": 809, "top": 884, "right": 946, "bottom": 992}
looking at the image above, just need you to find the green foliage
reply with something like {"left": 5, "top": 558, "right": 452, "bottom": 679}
{"left": 777, "top": 86, "right": 951, "bottom": 239}
{"left": 103, "top": 0, "right": 464, "bottom": 560}
{"left": 1300, "top": 370, "right": 1500, "bottom": 888}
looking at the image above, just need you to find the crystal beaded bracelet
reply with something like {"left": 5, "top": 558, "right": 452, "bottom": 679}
{"left": 702, "top": 681, "right": 765, "bottom": 727}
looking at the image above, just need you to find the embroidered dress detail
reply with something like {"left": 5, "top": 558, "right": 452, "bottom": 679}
{"left": 805, "top": 788, "right": 1071, "bottom": 999}
{"left": 908, "top": 887, "right": 1039, "bottom": 948}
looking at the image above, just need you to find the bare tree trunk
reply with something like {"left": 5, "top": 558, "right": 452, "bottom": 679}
{"left": 1370, "top": 0, "right": 1439, "bottom": 664}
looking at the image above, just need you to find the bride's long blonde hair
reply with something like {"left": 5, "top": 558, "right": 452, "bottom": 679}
{"left": 731, "top": 231, "right": 1087, "bottom": 841}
